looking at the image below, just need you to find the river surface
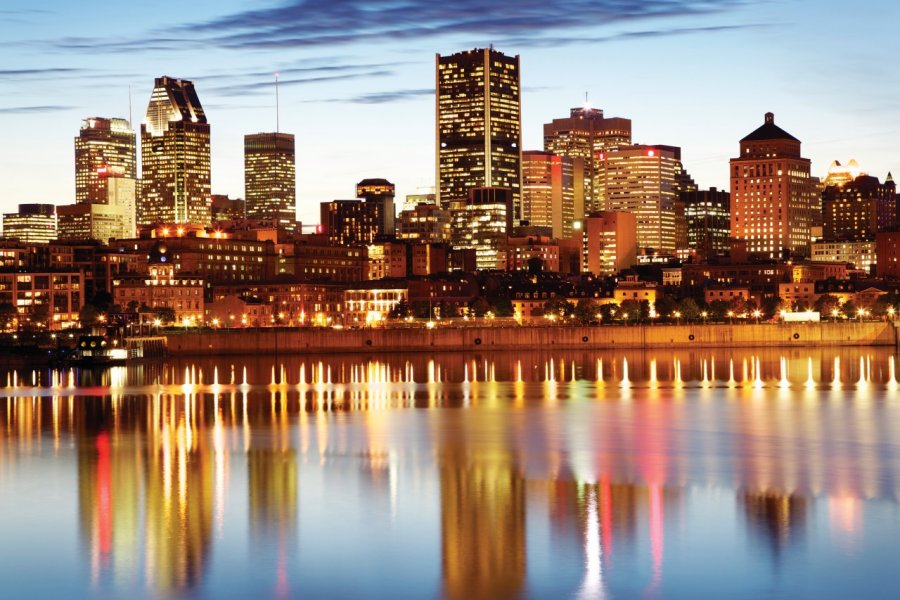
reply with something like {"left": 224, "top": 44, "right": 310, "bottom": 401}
{"left": 1, "top": 348, "right": 899, "bottom": 599}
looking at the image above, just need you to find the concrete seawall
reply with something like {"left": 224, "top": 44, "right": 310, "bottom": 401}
{"left": 164, "top": 322, "right": 899, "bottom": 356}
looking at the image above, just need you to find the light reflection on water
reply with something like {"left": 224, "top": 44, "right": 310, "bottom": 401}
{"left": 0, "top": 348, "right": 900, "bottom": 599}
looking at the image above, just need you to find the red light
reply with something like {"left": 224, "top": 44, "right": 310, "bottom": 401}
{"left": 647, "top": 150, "right": 655, "bottom": 157}
{"left": 97, "top": 166, "right": 109, "bottom": 177}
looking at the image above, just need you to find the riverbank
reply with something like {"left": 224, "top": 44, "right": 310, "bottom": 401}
{"left": 163, "top": 321, "right": 898, "bottom": 356}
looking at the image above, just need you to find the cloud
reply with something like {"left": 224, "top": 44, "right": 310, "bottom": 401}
{"left": 0, "top": 105, "right": 72, "bottom": 114}
{"left": 346, "top": 88, "right": 434, "bottom": 104}
{"left": 505, "top": 23, "right": 769, "bottom": 47}
{"left": 208, "top": 69, "right": 395, "bottom": 97}
{"left": 0, "top": 67, "right": 84, "bottom": 78}
{"left": 52, "top": 0, "right": 749, "bottom": 53}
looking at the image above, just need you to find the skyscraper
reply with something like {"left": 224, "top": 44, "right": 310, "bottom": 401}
{"left": 436, "top": 48, "right": 522, "bottom": 216}
{"left": 521, "top": 151, "right": 582, "bottom": 239}
{"left": 682, "top": 187, "right": 731, "bottom": 258}
{"left": 244, "top": 132, "right": 296, "bottom": 231}
{"left": 595, "top": 145, "right": 681, "bottom": 254}
{"left": 730, "top": 112, "right": 816, "bottom": 258}
{"left": 543, "top": 106, "right": 631, "bottom": 213}
{"left": 822, "top": 173, "right": 896, "bottom": 241}
{"left": 75, "top": 117, "right": 137, "bottom": 205}
{"left": 140, "top": 76, "right": 211, "bottom": 227}
{"left": 356, "top": 178, "right": 395, "bottom": 236}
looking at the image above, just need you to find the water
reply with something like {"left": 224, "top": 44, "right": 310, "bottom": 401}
{"left": 1, "top": 348, "right": 899, "bottom": 599}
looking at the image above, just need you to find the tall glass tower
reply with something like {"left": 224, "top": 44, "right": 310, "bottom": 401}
{"left": 244, "top": 132, "right": 296, "bottom": 231}
{"left": 140, "top": 76, "right": 211, "bottom": 227}
{"left": 435, "top": 48, "right": 522, "bottom": 218}
{"left": 75, "top": 117, "right": 136, "bottom": 205}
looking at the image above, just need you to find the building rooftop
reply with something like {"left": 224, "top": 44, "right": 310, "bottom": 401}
{"left": 740, "top": 112, "right": 799, "bottom": 143}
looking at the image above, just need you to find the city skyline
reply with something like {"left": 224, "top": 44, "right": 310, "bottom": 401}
{"left": 0, "top": 1, "right": 898, "bottom": 227}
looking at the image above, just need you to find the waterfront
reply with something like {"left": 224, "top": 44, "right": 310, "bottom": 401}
{"left": 2, "top": 349, "right": 900, "bottom": 599}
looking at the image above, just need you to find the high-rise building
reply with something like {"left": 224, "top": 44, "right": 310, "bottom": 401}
{"left": 682, "top": 187, "right": 731, "bottom": 258}
{"left": 521, "top": 151, "right": 583, "bottom": 239}
{"left": 730, "top": 112, "right": 816, "bottom": 258}
{"left": 543, "top": 106, "right": 631, "bottom": 213}
{"left": 211, "top": 194, "right": 246, "bottom": 223}
{"left": 595, "top": 145, "right": 681, "bottom": 254}
{"left": 244, "top": 132, "right": 296, "bottom": 231}
{"left": 58, "top": 175, "right": 137, "bottom": 242}
{"left": 436, "top": 48, "right": 522, "bottom": 216}
{"left": 402, "top": 187, "right": 436, "bottom": 212}
{"left": 320, "top": 200, "right": 379, "bottom": 246}
{"left": 822, "top": 173, "right": 896, "bottom": 241}
{"left": 1, "top": 204, "right": 57, "bottom": 244}
{"left": 449, "top": 187, "right": 513, "bottom": 271}
{"left": 356, "top": 178, "right": 395, "bottom": 236}
{"left": 583, "top": 211, "right": 638, "bottom": 276}
{"left": 397, "top": 203, "right": 452, "bottom": 244}
{"left": 140, "top": 76, "right": 211, "bottom": 227}
{"left": 75, "top": 117, "right": 137, "bottom": 205}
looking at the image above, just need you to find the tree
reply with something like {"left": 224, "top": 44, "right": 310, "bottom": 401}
{"left": 469, "top": 297, "right": 491, "bottom": 318}
{"left": 814, "top": 294, "right": 840, "bottom": 317}
{"left": 619, "top": 299, "right": 644, "bottom": 322}
{"left": 707, "top": 300, "right": 730, "bottom": 321}
{"left": 125, "top": 300, "right": 140, "bottom": 314}
{"left": 543, "top": 296, "right": 573, "bottom": 319}
{"left": 574, "top": 298, "right": 599, "bottom": 325}
{"left": 841, "top": 300, "right": 857, "bottom": 319}
{"left": 597, "top": 303, "right": 618, "bottom": 323}
{"left": 388, "top": 299, "right": 411, "bottom": 319}
{"left": 727, "top": 296, "right": 748, "bottom": 315}
{"left": 677, "top": 298, "right": 701, "bottom": 321}
{"left": 154, "top": 307, "right": 176, "bottom": 325}
{"left": 0, "top": 302, "right": 17, "bottom": 330}
{"left": 79, "top": 303, "right": 101, "bottom": 327}
{"left": 760, "top": 296, "right": 785, "bottom": 320}
{"left": 653, "top": 295, "right": 678, "bottom": 320}
{"left": 26, "top": 303, "right": 50, "bottom": 330}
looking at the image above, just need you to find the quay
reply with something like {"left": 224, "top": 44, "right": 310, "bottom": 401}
{"left": 163, "top": 321, "right": 898, "bottom": 356}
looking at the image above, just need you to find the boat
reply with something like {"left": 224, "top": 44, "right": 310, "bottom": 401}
{"left": 70, "top": 335, "right": 128, "bottom": 366}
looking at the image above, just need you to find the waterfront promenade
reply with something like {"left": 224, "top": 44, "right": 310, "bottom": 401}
{"left": 164, "top": 321, "right": 898, "bottom": 356}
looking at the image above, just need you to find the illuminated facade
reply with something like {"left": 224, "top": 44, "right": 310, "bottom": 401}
{"left": 1, "top": 203, "right": 57, "bottom": 244}
{"left": 596, "top": 145, "right": 679, "bottom": 254}
{"left": 583, "top": 211, "right": 638, "bottom": 276}
{"left": 75, "top": 117, "right": 137, "bottom": 205}
{"left": 682, "top": 187, "right": 731, "bottom": 258}
{"left": 356, "top": 178, "right": 395, "bottom": 236}
{"left": 809, "top": 240, "right": 876, "bottom": 272}
{"left": 730, "top": 112, "right": 816, "bottom": 258}
{"left": 449, "top": 187, "right": 513, "bottom": 271}
{"left": 396, "top": 203, "right": 452, "bottom": 243}
{"left": 436, "top": 48, "right": 522, "bottom": 217}
{"left": 140, "top": 76, "right": 211, "bottom": 227}
{"left": 343, "top": 285, "right": 407, "bottom": 325}
{"left": 0, "top": 271, "right": 82, "bottom": 330}
{"left": 521, "top": 151, "right": 582, "bottom": 239}
{"left": 543, "top": 106, "right": 631, "bottom": 212}
{"left": 58, "top": 176, "right": 137, "bottom": 242}
{"left": 112, "top": 242, "right": 204, "bottom": 322}
{"left": 320, "top": 200, "right": 379, "bottom": 246}
{"left": 210, "top": 194, "right": 246, "bottom": 222}
{"left": 244, "top": 132, "right": 296, "bottom": 231}
{"left": 822, "top": 174, "right": 896, "bottom": 241}
{"left": 402, "top": 186, "right": 436, "bottom": 212}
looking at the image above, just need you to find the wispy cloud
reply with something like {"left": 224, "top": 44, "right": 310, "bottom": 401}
{"left": 0, "top": 104, "right": 72, "bottom": 114}
{"left": 0, "top": 67, "right": 84, "bottom": 78}
{"left": 506, "top": 23, "right": 769, "bottom": 47}
{"left": 208, "top": 69, "right": 395, "bottom": 97}
{"left": 51, "top": 0, "right": 750, "bottom": 53}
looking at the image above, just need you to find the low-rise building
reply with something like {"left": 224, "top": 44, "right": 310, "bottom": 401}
{"left": 343, "top": 281, "right": 408, "bottom": 326}
{"left": 0, "top": 271, "right": 82, "bottom": 330}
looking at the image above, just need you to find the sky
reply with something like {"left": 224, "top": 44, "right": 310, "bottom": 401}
{"left": 1, "top": 0, "right": 898, "bottom": 227}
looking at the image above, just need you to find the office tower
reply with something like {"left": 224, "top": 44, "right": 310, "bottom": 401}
{"left": 543, "top": 106, "right": 631, "bottom": 212}
{"left": 449, "top": 187, "right": 513, "bottom": 271}
{"left": 595, "top": 145, "right": 680, "bottom": 254}
{"left": 320, "top": 200, "right": 379, "bottom": 246}
{"left": 521, "top": 151, "right": 583, "bottom": 239}
{"left": 730, "top": 112, "right": 816, "bottom": 258}
{"left": 436, "top": 48, "right": 522, "bottom": 216}
{"left": 58, "top": 175, "right": 137, "bottom": 242}
{"left": 682, "top": 187, "right": 731, "bottom": 258}
{"left": 75, "top": 117, "right": 137, "bottom": 205}
{"left": 822, "top": 173, "right": 896, "bottom": 241}
{"left": 140, "top": 76, "right": 211, "bottom": 227}
{"left": 821, "top": 159, "right": 864, "bottom": 190}
{"left": 356, "top": 178, "right": 395, "bottom": 236}
{"left": 244, "top": 132, "right": 296, "bottom": 231}
{"left": 397, "top": 203, "right": 452, "bottom": 243}
{"left": 583, "top": 211, "right": 638, "bottom": 276}
{"left": 1, "top": 204, "right": 57, "bottom": 243}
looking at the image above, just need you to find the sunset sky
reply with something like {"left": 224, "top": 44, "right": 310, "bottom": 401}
{"left": 1, "top": 0, "right": 897, "bottom": 225}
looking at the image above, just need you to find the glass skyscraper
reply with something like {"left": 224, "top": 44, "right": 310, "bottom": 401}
{"left": 244, "top": 132, "right": 296, "bottom": 232}
{"left": 435, "top": 48, "right": 522, "bottom": 218}
{"left": 75, "top": 117, "right": 136, "bottom": 205}
{"left": 140, "top": 76, "right": 211, "bottom": 227}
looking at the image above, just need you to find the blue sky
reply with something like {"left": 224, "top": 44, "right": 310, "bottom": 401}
{"left": 1, "top": 0, "right": 897, "bottom": 226}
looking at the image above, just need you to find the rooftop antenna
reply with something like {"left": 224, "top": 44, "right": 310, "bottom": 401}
{"left": 128, "top": 83, "right": 133, "bottom": 128}
{"left": 275, "top": 72, "right": 280, "bottom": 133}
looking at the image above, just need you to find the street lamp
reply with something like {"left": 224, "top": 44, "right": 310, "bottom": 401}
{"left": 752, "top": 309, "right": 762, "bottom": 323}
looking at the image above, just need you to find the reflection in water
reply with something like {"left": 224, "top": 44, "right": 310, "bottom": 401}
{"left": 1, "top": 348, "right": 900, "bottom": 598}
